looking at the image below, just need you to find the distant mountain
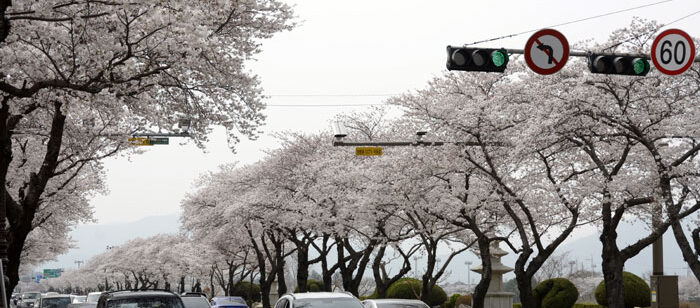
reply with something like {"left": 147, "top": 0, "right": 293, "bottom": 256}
{"left": 557, "top": 221, "right": 689, "bottom": 277}
{"left": 37, "top": 214, "right": 181, "bottom": 271}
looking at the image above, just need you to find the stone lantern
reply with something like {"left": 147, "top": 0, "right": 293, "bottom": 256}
{"left": 471, "top": 241, "right": 515, "bottom": 308}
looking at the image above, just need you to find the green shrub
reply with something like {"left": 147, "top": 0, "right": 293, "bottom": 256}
{"left": 385, "top": 278, "right": 447, "bottom": 306}
{"left": 594, "top": 272, "right": 651, "bottom": 308}
{"left": 293, "top": 279, "right": 324, "bottom": 292}
{"left": 231, "top": 281, "right": 261, "bottom": 305}
{"left": 446, "top": 293, "right": 461, "bottom": 308}
{"left": 533, "top": 278, "right": 579, "bottom": 308}
{"left": 513, "top": 303, "right": 522, "bottom": 308}
{"left": 454, "top": 294, "right": 472, "bottom": 308}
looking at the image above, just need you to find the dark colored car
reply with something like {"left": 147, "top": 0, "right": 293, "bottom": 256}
{"left": 96, "top": 290, "right": 185, "bottom": 308}
{"left": 179, "top": 293, "right": 210, "bottom": 308}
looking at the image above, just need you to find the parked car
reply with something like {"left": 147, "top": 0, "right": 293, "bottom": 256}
{"left": 274, "top": 292, "right": 364, "bottom": 308}
{"left": 96, "top": 290, "right": 185, "bottom": 308}
{"left": 38, "top": 295, "right": 72, "bottom": 308}
{"left": 86, "top": 292, "right": 103, "bottom": 304}
{"left": 11, "top": 293, "right": 21, "bottom": 306}
{"left": 361, "top": 299, "right": 430, "bottom": 308}
{"left": 71, "top": 296, "right": 87, "bottom": 304}
{"left": 210, "top": 297, "right": 247, "bottom": 308}
{"left": 180, "top": 293, "right": 211, "bottom": 308}
{"left": 19, "top": 292, "right": 42, "bottom": 308}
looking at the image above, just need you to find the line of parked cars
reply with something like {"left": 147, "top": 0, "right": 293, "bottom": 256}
{"left": 12, "top": 290, "right": 430, "bottom": 308}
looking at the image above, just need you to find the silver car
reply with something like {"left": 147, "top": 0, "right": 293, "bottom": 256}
{"left": 361, "top": 299, "right": 430, "bottom": 308}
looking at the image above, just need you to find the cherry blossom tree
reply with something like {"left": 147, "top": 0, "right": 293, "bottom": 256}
{"left": 0, "top": 0, "right": 294, "bottom": 296}
{"left": 390, "top": 18, "right": 700, "bottom": 308}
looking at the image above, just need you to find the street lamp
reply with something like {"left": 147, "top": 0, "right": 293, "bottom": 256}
{"left": 413, "top": 256, "right": 419, "bottom": 278}
{"left": 465, "top": 261, "right": 473, "bottom": 290}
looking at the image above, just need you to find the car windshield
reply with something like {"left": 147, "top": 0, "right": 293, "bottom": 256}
{"left": 294, "top": 298, "right": 363, "bottom": 308}
{"left": 214, "top": 298, "right": 246, "bottom": 306}
{"left": 376, "top": 304, "right": 429, "bottom": 308}
{"left": 106, "top": 297, "right": 184, "bottom": 308}
{"left": 40, "top": 298, "right": 72, "bottom": 308}
{"left": 23, "top": 294, "right": 41, "bottom": 300}
{"left": 180, "top": 297, "right": 210, "bottom": 308}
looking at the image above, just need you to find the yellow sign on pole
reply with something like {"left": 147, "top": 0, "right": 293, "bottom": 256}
{"left": 356, "top": 147, "right": 382, "bottom": 156}
{"left": 129, "top": 137, "right": 151, "bottom": 146}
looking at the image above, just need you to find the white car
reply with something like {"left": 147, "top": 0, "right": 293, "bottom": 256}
{"left": 274, "top": 292, "right": 363, "bottom": 308}
{"left": 361, "top": 299, "right": 430, "bottom": 308}
{"left": 85, "top": 292, "right": 103, "bottom": 304}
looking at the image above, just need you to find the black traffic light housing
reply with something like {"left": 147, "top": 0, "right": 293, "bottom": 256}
{"left": 446, "top": 46, "right": 509, "bottom": 72}
{"left": 587, "top": 54, "right": 650, "bottom": 76}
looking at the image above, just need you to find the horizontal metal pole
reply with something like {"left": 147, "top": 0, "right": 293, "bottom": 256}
{"left": 505, "top": 48, "right": 700, "bottom": 62}
{"left": 10, "top": 130, "right": 191, "bottom": 138}
{"left": 131, "top": 132, "right": 191, "bottom": 137}
{"left": 332, "top": 140, "right": 505, "bottom": 147}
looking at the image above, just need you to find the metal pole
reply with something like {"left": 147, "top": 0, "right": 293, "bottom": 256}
{"left": 503, "top": 48, "right": 700, "bottom": 62}
{"left": 0, "top": 258, "right": 8, "bottom": 308}
{"left": 652, "top": 203, "right": 664, "bottom": 275}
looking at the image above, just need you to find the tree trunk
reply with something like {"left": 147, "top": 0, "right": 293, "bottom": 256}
{"left": 274, "top": 239, "right": 287, "bottom": 295}
{"left": 5, "top": 102, "right": 66, "bottom": 298}
{"left": 601, "top": 225, "right": 625, "bottom": 308}
{"left": 671, "top": 218, "right": 700, "bottom": 281}
{"left": 296, "top": 246, "right": 309, "bottom": 292}
{"left": 472, "top": 237, "right": 492, "bottom": 308}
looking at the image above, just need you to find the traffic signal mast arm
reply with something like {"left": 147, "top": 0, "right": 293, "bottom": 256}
{"left": 332, "top": 140, "right": 507, "bottom": 147}
{"left": 502, "top": 48, "right": 700, "bottom": 62}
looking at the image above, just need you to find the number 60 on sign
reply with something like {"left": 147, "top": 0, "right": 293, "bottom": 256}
{"left": 651, "top": 29, "right": 696, "bottom": 76}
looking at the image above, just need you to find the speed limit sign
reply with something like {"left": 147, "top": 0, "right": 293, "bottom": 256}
{"left": 651, "top": 29, "right": 696, "bottom": 75}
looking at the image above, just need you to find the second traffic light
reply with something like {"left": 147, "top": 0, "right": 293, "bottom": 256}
{"left": 588, "top": 54, "right": 650, "bottom": 76}
{"left": 446, "top": 46, "right": 509, "bottom": 72}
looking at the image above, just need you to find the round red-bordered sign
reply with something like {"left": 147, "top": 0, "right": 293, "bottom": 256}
{"left": 524, "top": 29, "right": 570, "bottom": 75}
{"left": 651, "top": 29, "right": 696, "bottom": 76}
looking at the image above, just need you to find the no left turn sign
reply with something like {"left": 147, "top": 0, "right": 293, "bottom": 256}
{"left": 525, "top": 29, "right": 570, "bottom": 75}
{"left": 651, "top": 29, "right": 696, "bottom": 75}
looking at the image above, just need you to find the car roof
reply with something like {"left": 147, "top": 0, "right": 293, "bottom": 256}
{"left": 364, "top": 299, "right": 428, "bottom": 304}
{"left": 105, "top": 291, "right": 179, "bottom": 299}
{"left": 289, "top": 292, "right": 356, "bottom": 299}
{"left": 42, "top": 295, "right": 72, "bottom": 299}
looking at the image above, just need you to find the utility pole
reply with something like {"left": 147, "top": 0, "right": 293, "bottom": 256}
{"left": 74, "top": 260, "right": 83, "bottom": 269}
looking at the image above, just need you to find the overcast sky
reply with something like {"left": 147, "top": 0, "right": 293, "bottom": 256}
{"left": 89, "top": 0, "right": 700, "bottom": 224}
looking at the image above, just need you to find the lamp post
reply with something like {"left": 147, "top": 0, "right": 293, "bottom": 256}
{"left": 465, "top": 261, "right": 472, "bottom": 291}
{"left": 413, "top": 257, "right": 419, "bottom": 278}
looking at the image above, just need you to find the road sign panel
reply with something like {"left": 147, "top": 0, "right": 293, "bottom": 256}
{"left": 356, "top": 147, "right": 382, "bottom": 156}
{"left": 149, "top": 137, "right": 169, "bottom": 145}
{"left": 129, "top": 137, "right": 151, "bottom": 146}
{"left": 524, "top": 29, "right": 570, "bottom": 75}
{"left": 651, "top": 29, "right": 695, "bottom": 76}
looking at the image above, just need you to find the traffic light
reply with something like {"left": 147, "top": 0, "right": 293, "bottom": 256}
{"left": 446, "top": 46, "right": 509, "bottom": 72}
{"left": 587, "top": 54, "right": 650, "bottom": 76}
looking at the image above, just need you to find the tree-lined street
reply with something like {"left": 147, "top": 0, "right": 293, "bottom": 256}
{"left": 1, "top": 1, "right": 700, "bottom": 308}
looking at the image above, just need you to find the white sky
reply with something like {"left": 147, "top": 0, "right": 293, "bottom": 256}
{"left": 90, "top": 0, "right": 700, "bottom": 224}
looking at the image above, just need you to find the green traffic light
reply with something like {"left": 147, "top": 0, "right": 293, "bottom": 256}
{"left": 633, "top": 58, "right": 649, "bottom": 75}
{"left": 492, "top": 50, "right": 507, "bottom": 67}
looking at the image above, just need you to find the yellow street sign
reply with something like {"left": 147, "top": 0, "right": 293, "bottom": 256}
{"left": 129, "top": 137, "right": 151, "bottom": 146}
{"left": 356, "top": 147, "right": 382, "bottom": 156}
